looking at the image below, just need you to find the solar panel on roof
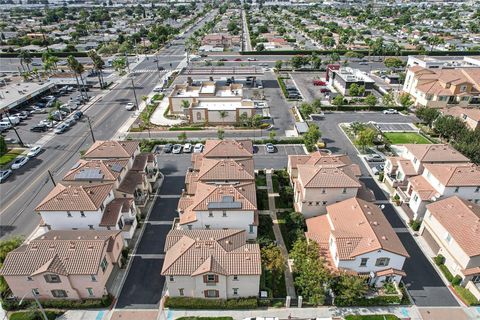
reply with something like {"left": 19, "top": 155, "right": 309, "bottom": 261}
{"left": 222, "top": 196, "right": 234, "bottom": 203}
{"left": 110, "top": 163, "right": 123, "bottom": 173}
{"left": 208, "top": 201, "right": 242, "bottom": 210}
{"left": 74, "top": 168, "right": 103, "bottom": 180}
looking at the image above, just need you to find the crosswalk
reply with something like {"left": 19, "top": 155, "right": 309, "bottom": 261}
{"left": 132, "top": 68, "right": 170, "bottom": 73}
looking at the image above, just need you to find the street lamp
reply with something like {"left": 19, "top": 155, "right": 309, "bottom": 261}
{"left": 129, "top": 75, "right": 140, "bottom": 110}
{"left": 18, "top": 290, "right": 48, "bottom": 320}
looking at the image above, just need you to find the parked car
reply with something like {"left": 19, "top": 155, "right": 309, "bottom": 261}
{"left": 0, "top": 169, "right": 12, "bottom": 183}
{"left": 73, "top": 111, "right": 83, "bottom": 120}
{"left": 34, "top": 102, "right": 46, "bottom": 108}
{"left": 125, "top": 102, "right": 135, "bottom": 111}
{"left": 30, "top": 124, "right": 48, "bottom": 132}
{"left": 53, "top": 124, "right": 69, "bottom": 134}
{"left": 172, "top": 144, "right": 183, "bottom": 154}
{"left": 153, "top": 86, "right": 164, "bottom": 92}
{"left": 265, "top": 143, "right": 276, "bottom": 153}
{"left": 64, "top": 118, "right": 77, "bottom": 127}
{"left": 0, "top": 121, "right": 12, "bottom": 131}
{"left": 313, "top": 80, "right": 326, "bottom": 86}
{"left": 163, "top": 143, "right": 173, "bottom": 153}
{"left": 320, "top": 88, "right": 331, "bottom": 93}
{"left": 27, "top": 146, "right": 42, "bottom": 157}
{"left": 193, "top": 143, "right": 204, "bottom": 153}
{"left": 219, "top": 58, "right": 228, "bottom": 61}
{"left": 14, "top": 112, "right": 28, "bottom": 120}
{"left": 234, "top": 58, "right": 242, "bottom": 61}
{"left": 11, "top": 156, "right": 29, "bottom": 169}
{"left": 30, "top": 106, "right": 47, "bottom": 114}
{"left": 366, "top": 154, "right": 384, "bottom": 162}
{"left": 183, "top": 143, "right": 193, "bottom": 153}
{"left": 247, "top": 58, "right": 257, "bottom": 61}
{"left": 383, "top": 109, "right": 398, "bottom": 114}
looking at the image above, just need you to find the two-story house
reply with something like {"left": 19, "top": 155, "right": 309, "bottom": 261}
{"left": 420, "top": 196, "right": 480, "bottom": 300}
{"left": 306, "top": 197, "right": 410, "bottom": 286}
{"left": 161, "top": 229, "right": 261, "bottom": 299}
{"left": 384, "top": 143, "right": 469, "bottom": 192}
{"left": 0, "top": 230, "right": 123, "bottom": 300}
{"left": 404, "top": 163, "right": 480, "bottom": 220}
{"left": 62, "top": 159, "right": 129, "bottom": 189}
{"left": 35, "top": 183, "right": 137, "bottom": 241}
{"left": 440, "top": 106, "right": 480, "bottom": 130}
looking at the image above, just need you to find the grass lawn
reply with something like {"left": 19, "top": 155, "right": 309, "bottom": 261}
{"left": 255, "top": 173, "right": 267, "bottom": 187}
{"left": 453, "top": 285, "right": 480, "bottom": 306}
{"left": 0, "top": 148, "right": 24, "bottom": 167}
{"left": 272, "top": 174, "right": 280, "bottom": 193}
{"left": 384, "top": 132, "right": 431, "bottom": 145}
{"left": 256, "top": 190, "right": 269, "bottom": 210}
{"left": 345, "top": 315, "right": 399, "bottom": 320}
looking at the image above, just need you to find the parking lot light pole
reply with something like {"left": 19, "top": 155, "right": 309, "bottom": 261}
{"left": 6, "top": 116, "right": 25, "bottom": 147}
{"left": 130, "top": 76, "right": 140, "bottom": 110}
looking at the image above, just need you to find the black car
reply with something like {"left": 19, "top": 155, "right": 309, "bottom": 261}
{"left": 30, "top": 124, "right": 48, "bottom": 132}
{"left": 73, "top": 111, "right": 83, "bottom": 120}
{"left": 163, "top": 143, "right": 173, "bottom": 153}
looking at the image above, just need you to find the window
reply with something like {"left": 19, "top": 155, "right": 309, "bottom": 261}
{"left": 91, "top": 275, "right": 97, "bottom": 282}
{"left": 342, "top": 188, "right": 347, "bottom": 194}
{"left": 233, "top": 275, "right": 238, "bottom": 281}
{"left": 32, "top": 288, "right": 40, "bottom": 296}
{"left": 205, "top": 225, "right": 210, "bottom": 230}
{"left": 308, "top": 202, "right": 313, "bottom": 206}
{"left": 204, "top": 290, "right": 218, "bottom": 298}
{"left": 81, "top": 212, "right": 86, "bottom": 218}
{"left": 233, "top": 288, "right": 239, "bottom": 296}
{"left": 187, "top": 225, "right": 193, "bottom": 230}
{"left": 360, "top": 258, "right": 368, "bottom": 267}
{"left": 472, "top": 275, "right": 480, "bottom": 283}
{"left": 322, "top": 201, "right": 327, "bottom": 205}
{"left": 179, "top": 288, "right": 184, "bottom": 296}
{"left": 315, "top": 202, "right": 320, "bottom": 206}
{"left": 169, "top": 276, "right": 174, "bottom": 282}
{"left": 196, "top": 112, "right": 202, "bottom": 120}
{"left": 27, "top": 277, "right": 33, "bottom": 281}
{"left": 118, "top": 219, "right": 124, "bottom": 230}
{"left": 88, "top": 225, "right": 94, "bottom": 230}
{"left": 51, "top": 290, "right": 67, "bottom": 298}
{"left": 454, "top": 187, "right": 460, "bottom": 193}
{"left": 44, "top": 274, "right": 61, "bottom": 283}
{"left": 460, "top": 85, "right": 467, "bottom": 92}
{"left": 413, "top": 194, "right": 419, "bottom": 202}
{"left": 375, "top": 258, "right": 390, "bottom": 267}
{"left": 249, "top": 225, "right": 254, "bottom": 234}
{"left": 100, "top": 204, "right": 105, "bottom": 211}
{"left": 208, "top": 211, "right": 213, "bottom": 217}
{"left": 475, "top": 186, "right": 480, "bottom": 193}
{"left": 445, "top": 233, "right": 452, "bottom": 243}
{"left": 206, "top": 274, "right": 216, "bottom": 283}
{"left": 67, "top": 212, "right": 72, "bottom": 218}
{"left": 461, "top": 96, "right": 470, "bottom": 101}
{"left": 86, "top": 288, "right": 94, "bottom": 297}
{"left": 222, "top": 211, "right": 227, "bottom": 217}
{"left": 322, "top": 189, "right": 326, "bottom": 194}
{"left": 100, "top": 257, "right": 108, "bottom": 272}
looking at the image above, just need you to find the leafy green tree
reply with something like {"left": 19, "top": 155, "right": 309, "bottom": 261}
{"left": 269, "top": 131, "right": 277, "bottom": 141}
{"left": 384, "top": 57, "right": 405, "bottom": 69}
{"left": 290, "top": 55, "right": 308, "bottom": 69}
{"left": 334, "top": 274, "right": 368, "bottom": 305}
{"left": 218, "top": 110, "right": 228, "bottom": 126}
{"left": 415, "top": 107, "right": 440, "bottom": 127}
{"left": 310, "top": 54, "right": 322, "bottom": 69}
{"left": 434, "top": 115, "right": 467, "bottom": 141}
{"left": 356, "top": 127, "right": 376, "bottom": 152}
{"left": 348, "top": 83, "right": 360, "bottom": 96}
{"left": 217, "top": 128, "right": 224, "bottom": 140}
{"left": 300, "top": 102, "right": 314, "bottom": 118}
{"left": 364, "top": 94, "right": 377, "bottom": 110}
{"left": 304, "top": 124, "right": 321, "bottom": 152}
{"left": 332, "top": 94, "right": 344, "bottom": 110}
{"left": 251, "top": 114, "right": 263, "bottom": 128}
{"left": 399, "top": 93, "right": 413, "bottom": 108}
{"left": 177, "top": 132, "right": 187, "bottom": 143}
{"left": 256, "top": 43, "right": 265, "bottom": 52}
{"left": 0, "top": 236, "right": 24, "bottom": 297}
{"left": 275, "top": 60, "right": 283, "bottom": 70}
{"left": 382, "top": 92, "right": 396, "bottom": 108}
{"left": 112, "top": 57, "right": 127, "bottom": 75}
{"left": 261, "top": 244, "right": 285, "bottom": 294}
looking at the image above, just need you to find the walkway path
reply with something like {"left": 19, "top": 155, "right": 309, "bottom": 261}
{"left": 265, "top": 169, "right": 297, "bottom": 299}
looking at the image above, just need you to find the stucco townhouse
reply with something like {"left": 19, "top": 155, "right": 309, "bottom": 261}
{"left": 0, "top": 230, "right": 123, "bottom": 301}
{"left": 402, "top": 163, "right": 480, "bottom": 220}
{"left": 306, "top": 197, "right": 410, "bottom": 286}
{"left": 440, "top": 106, "right": 480, "bottom": 130}
{"left": 177, "top": 140, "right": 258, "bottom": 238}
{"left": 287, "top": 151, "right": 362, "bottom": 218}
{"left": 384, "top": 143, "right": 470, "bottom": 192}
{"left": 161, "top": 229, "right": 261, "bottom": 299}
{"left": 420, "top": 196, "right": 480, "bottom": 300}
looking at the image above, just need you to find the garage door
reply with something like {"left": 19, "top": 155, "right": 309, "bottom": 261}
{"left": 422, "top": 228, "right": 441, "bottom": 255}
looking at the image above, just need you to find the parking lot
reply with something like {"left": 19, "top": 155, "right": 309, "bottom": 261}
{"left": 1, "top": 86, "right": 101, "bottom": 145}
{"left": 375, "top": 122, "right": 418, "bottom": 132}
{"left": 290, "top": 72, "right": 330, "bottom": 103}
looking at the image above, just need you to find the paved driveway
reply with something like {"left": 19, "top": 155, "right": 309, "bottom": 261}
{"left": 253, "top": 144, "right": 306, "bottom": 169}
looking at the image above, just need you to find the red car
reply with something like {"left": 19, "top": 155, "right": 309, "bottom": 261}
{"left": 234, "top": 58, "right": 242, "bottom": 61}
{"left": 320, "top": 88, "right": 331, "bottom": 93}
{"left": 313, "top": 80, "right": 326, "bottom": 86}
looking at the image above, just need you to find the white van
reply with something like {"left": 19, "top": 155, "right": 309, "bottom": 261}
{"left": 2, "top": 116, "right": 20, "bottom": 125}
{"left": 0, "top": 121, "right": 12, "bottom": 130}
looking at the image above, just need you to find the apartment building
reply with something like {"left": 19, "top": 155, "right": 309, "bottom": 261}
{"left": 384, "top": 143, "right": 469, "bottom": 190}
{"left": 167, "top": 81, "right": 255, "bottom": 125}
{"left": 201, "top": 33, "right": 241, "bottom": 49}
{"left": 0, "top": 231, "right": 123, "bottom": 300}
{"left": 306, "top": 197, "right": 409, "bottom": 286}
{"left": 288, "top": 151, "right": 362, "bottom": 217}
{"left": 420, "top": 196, "right": 480, "bottom": 299}
{"left": 441, "top": 106, "right": 480, "bottom": 130}
{"left": 161, "top": 229, "right": 261, "bottom": 299}
{"left": 177, "top": 140, "right": 258, "bottom": 238}
{"left": 403, "top": 163, "right": 480, "bottom": 220}
{"left": 402, "top": 66, "right": 480, "bottom": 108}
{"left": 328, "top": 67, "right": 375, "bottom": 95}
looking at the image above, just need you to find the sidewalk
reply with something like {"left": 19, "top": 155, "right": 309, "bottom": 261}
{"left": 265, "top": 170, "right": 297, "bottom": 299}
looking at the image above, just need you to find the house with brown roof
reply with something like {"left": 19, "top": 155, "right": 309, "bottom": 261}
{"left": 178, "top": 140, "right": 258, "bottom": 238}
{"left": 306, "top": 197, "right": 409, "bottom": 286}
{"left": 0, "top": 230, "right": 123, "bottom": 301}
{"left": 288, "top": 152, "right": 362, "bottom": 217}
{"left": 441, "top": 106, "right": 480, "bottom": 130}
{"left": 384, "top": 144, "right": 469, "bottom": 191}
{"left": 402, "top": 66, "right": 480, "bottom": 108}
{"left": 62, "top": 159, "right": 129, "bottom": 189}
{"left": 83, "top": 140, "right": 140, "bottom": 164}
{"left": 401, "top": 163, "right": 480, "bottom": 220}
{"left": 161, "top": 229, "right": 261, "bottom": 299}
{"left": 420, "top": 196, "right": 480, "bottom": 300}
{"left": 35, "top": 183, "right": 137, "bottom": 241}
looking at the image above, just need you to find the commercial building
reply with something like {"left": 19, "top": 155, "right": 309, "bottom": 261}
{"left": 328, "top": 67, "right": 375, "bottom": 95}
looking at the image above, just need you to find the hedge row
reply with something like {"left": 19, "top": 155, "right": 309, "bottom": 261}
{"left": 1, "top": 295, "right": 112, "bottom": 311}
{"left": 335, "top": 295, "right": 402, "bottom": 307}
{"left": 240, "top": 50, "right": 480, "bottom": 56}
{"left": 9, "top": 311, "right": 64, "bottom": 320}
{"left": 321, "top": 106, "right": 407, "bottom": 111}
{"left": 164, "top": 296, "right": 258, "bottom": 309}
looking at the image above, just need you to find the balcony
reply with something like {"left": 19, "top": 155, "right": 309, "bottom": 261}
{"left": 396, "top": 186, "right": 410, "bottom": 203}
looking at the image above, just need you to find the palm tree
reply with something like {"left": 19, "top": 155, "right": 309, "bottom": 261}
{"left": 87, "top": 50, "right": 105, "bottom": 88}
{"left": 67, "top": 55, "right": 85, "bottom": 99}
{"left": 218, "top": 110, "right": 228, "bottom": 126}
{"left": 18, "top": 50, "right": 32, "bottom": 73}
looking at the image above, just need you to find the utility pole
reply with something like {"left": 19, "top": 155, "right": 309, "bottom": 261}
{"left": 47, "top": 170, "right": 56, "bottom": 187}
{"left": 87, "top": 116, "right": 96, "bottom": 143}
{"left": 130, "top": 76, "right": 139, "bottom": 110}
{"left": 6, "top": 116, "right": 24, "bottom": 147}
{"left": 155, "top": 54, "right": 160, "bottom": 71}
{"left": 125, "top": 52, "right": 130, "bottom": 73}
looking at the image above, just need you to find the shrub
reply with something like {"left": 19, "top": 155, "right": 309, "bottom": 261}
{"left": 164, "top": 297, "right": 258, "bottom": 309}
{"left": 408, "top": 219, "right": 421, "bottom": 231}
{"left": 434, "top": 254, "right": 445, "bottom": 266}
{"left": 9, "top": 311, "right": 64, "bottom": 320}
{"left": 439, "top": 264, "right": 454, "bottom": 282}
{"left": 2, "top": 295, "right": 112, "bottom": 311}
{"left": 452, "top": 275, "right": 462, "bottom": 286}
{"left": 335, "top": 295, "right": 402, "bottom": 307}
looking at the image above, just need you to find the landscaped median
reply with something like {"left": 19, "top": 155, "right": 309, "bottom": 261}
{"left": 164, "top": 297, "right": 258, "bottom": 309}
{"left": 0, "top": 147, "right": 25, "bottom": 168}
{"left": 383, "top": 132, "right": 431, "bottom": 145}
{"left": 9, "top": 311, "right": 64, "bottom": 320}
